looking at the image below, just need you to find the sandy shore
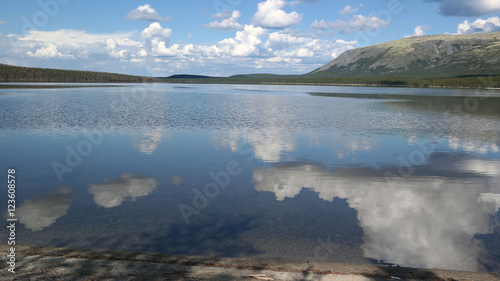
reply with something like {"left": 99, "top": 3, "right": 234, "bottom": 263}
{"left": 1, "top": 245, "right": 499, "bottom": 281}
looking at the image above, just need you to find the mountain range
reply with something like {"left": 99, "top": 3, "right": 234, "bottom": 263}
{"left": 307, "top": 31, "right": 500, "bottom": 78}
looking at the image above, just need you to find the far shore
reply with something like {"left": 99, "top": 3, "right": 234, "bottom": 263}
{"left": 1, "top": 81, "right": 500, "bottom": 90}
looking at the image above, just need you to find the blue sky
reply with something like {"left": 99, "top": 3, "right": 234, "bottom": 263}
{"left": 0, "top": 0, "right": 499, "bottom": 76}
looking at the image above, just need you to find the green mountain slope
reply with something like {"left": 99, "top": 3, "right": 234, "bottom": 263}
{"left": 307, "top": 32, "right": 500, "bottom": 78}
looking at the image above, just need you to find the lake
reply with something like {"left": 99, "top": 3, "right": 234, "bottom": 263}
{"left": 1, "top": 83, "right": 500, "bottom": 273}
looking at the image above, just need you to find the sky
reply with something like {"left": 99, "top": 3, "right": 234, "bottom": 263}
{"left": 0, "top": 0, "right": 499, "bottom": 77}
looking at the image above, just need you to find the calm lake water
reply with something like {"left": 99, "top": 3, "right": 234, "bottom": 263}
{"left": 1, "top": 83, "right": 500, "bottom": 272}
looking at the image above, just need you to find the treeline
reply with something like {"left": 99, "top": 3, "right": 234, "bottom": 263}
{"left": 2, "top": 63, "right": 499, "bottom": 88}
{"left": 0, "top": 64, "right": 156, "bottom": 83}
{"left": 157, "top": 75, "right": 500, "bottom": 89}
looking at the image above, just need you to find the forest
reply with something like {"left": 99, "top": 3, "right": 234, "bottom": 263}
{"left": 2, "top": 63, "right": 500, "bottom": 89}
{"left": 0, "top": 64, "right": 156, "bottom": 83}
{"left": 158, "top": 75, "right": 500, "bottom": 89}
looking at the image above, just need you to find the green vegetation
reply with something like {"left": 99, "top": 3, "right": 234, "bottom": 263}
{"left": 308, "top": 32, "right": 500, "bottom": 78}
{"left": 157, "top": 75, "right": 500, "bottom": 88}
{"left": 0, "top": 84, "right": 123, "bottom": 89}
{"left": 0, "top": 64, "right": 155, "bottom": 83}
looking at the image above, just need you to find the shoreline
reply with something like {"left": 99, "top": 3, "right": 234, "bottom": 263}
{"left": 1, "top": 245, "right": 499, "bottom": 280}
{"left": 0, "top": 82, "right": 499, "bottom": 90}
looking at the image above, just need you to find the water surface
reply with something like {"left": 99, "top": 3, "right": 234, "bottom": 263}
{"left": 1, "top": 83, "right": 499, "bottom": 272}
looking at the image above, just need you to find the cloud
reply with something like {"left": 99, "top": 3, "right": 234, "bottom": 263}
{"left": 0, "top": 20, "right": 8, "bottom": 24}
{"left": 339, "top": 4, "right": 363, "bottom": 16}
{"left": 252, "top": 0, "right": 303, "bottom": 29}
{"left": 16, "top": 29, "right": 140, "bottom": 48}
{"left": 423, "top": 0, "right": 500, "bottom": 17}
{"left": 219, "top": 24, "right": 268, "bottom": 56}
{"left": 127, "top": 4, "right": 172, "bottom": 21}
{"left": 245, "top": 129, "right": 296, "bottom": 162}
{"left": 26, "top": 43, "right": 75, "bottom": 59}
{"left": 140, "top": 22, "right": 172, "bottom": 42}
{"left": 16, "top": 187, "right": 73, "bottom": 231}
{"left": 88, "top": 174, "right": 157, "bottom": 208}
{"left": 140, "top": 22, "right": 174, "bottom": 57}
{"left": 311, "top": 14, "right": 390, "bottom": 34}
{"left": 141, "top": 24, "right": 356, "bottom": 74}
{"left": 133, "top": 127, "right": 164, "bottom": 154}
{"left": 404, "top": 25, "right": 430, "bottom": 37}
{"left": 261, "top": 31, "right": 356, "bottom": 67}
{"left": 10, "top": 29, "right": 142, "bottom": 63}
{"left": 204, "top": 10, "right": 244, "bottom": 30}
{"left": 210, "top": 11, "right": 231, "bottom": 20}
{"left": 1, "top": 14, "right": 357, "bottom": 76}
{"left": 212, "top": 127, "right": 295, "bottom": 163}
{"left": 253, "top": 155, "right": 500, "bottom": 271}
{"left": 457, "top": 16, "right": 500, "bottom": 34}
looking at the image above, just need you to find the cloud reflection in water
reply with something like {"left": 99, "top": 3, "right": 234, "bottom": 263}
{"left": 88, "top": 174, "right": 157, "bottom": 208}
{"left": 17, "top": 187, "right": 73, "bottom": 231}
{"left": 253, "top": 153, "right": 500, "bottom": 271}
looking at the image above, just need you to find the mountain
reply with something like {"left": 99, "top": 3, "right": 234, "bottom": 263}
{"left": 307, "top": 31, "right": 500, "bottom": 78}
{"left": 0, "top": 64, "right": 156, "bottom": 83}
{"left": 162, "top": 74, "right": 216, "bottom": 79}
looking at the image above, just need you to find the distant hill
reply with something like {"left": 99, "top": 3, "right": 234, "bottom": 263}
{"left": 160, "top": 74, "right": 216, "bottom": 79}
{"left": 0, "top": 64, "right": 155, "bottom": 83}
{"left": 307, "top": 31, "right": 500, "bottom": 78}
{"left": 229, "top": 73, "right": 299, "bottom": 79}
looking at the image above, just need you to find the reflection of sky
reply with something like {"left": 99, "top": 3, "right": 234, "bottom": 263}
{"left": 253, "top": 154, "right": 500, "bottom": 271}
{"left": 133, "top": 127, "right": 165, "bottom": 155}
{"left": 213, "top": 128, "right": 295, "bottom": 162}
{"left": 1, "top": 84, "right": 500, "bottom": 271}
{"left": 16, "top": 187, "right": 72, "bottom": 231}
{"left": 449, "top": 136, "right": 499, "bottom": 155}
{"left": 88, "top": 174, "right": 157, "bottom": 208}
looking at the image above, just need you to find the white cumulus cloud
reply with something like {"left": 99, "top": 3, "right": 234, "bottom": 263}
{"left": 26, "top": 43, "right": 75, "bottom": 59}
{"left": 219, "top": 24, "right": 268, "bottom": 56}
{"left": 404, "top": 25, "right": 430, "bottom": 37}
{"left": 204, "top": 10, "right": 244, "bottom": 30}
{"left": 127, "top": 4, "right": 172, "bottom": 21}
{"left": 457, "top": 16, "right": 500, "bottom": 34}
{"left": 340, "top": 4, "right": 363, "bottom": 16}
{"left": 12, "top": 29, "right": 141, "bottom": 63}
{"left": 140, "top": 22, "right": 172, "bottom": 42}
{"left": 252, "top": 0, "right": 303, "bottom": 29}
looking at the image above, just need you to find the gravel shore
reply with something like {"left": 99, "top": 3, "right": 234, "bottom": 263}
{"left": 1, "top": 245, "right": 499, "bottom": 281}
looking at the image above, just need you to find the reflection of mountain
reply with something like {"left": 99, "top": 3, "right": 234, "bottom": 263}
{"left": 133, "top": 127, "right": 164, "bottom": 154}
{"left": 381, "top": 95, "right": 500, "bottom": 155}
{"left": 253, "top": 153, "right": 500, "bottom": 271}
{"left": 16, "top": 187, "right": 72, "bottom": 231}
{"left": 385, "top": 96, "right": 500, "bottom": 118}
{"left": 388, "top": 96, "right": 500, "bottom": 155}
{"left": 88, "top": 174, "right": 157, "bottom": 208}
